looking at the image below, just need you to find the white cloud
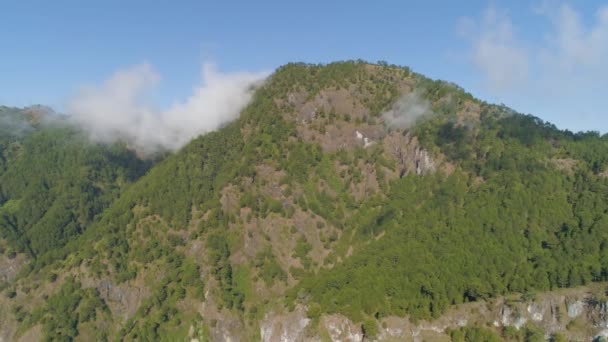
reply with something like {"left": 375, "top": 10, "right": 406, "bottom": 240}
{"left": 541, "top": 4, "right": 608, "bottom": 73}
{"left": 382, "top": 91, "right": 432, "bottom": 129}
{"left": 458, "top": 3, "right": 608, "bottom": 132}
{"left": 460, "top": 3, "right": 608, "bottom": 91}
{"left": 67, "top": 63, "right": 267, "bottom": 155}
{"left": 458, "top": 7, "right": 529, "bottom": 90}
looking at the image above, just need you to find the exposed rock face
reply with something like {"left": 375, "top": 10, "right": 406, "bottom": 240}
{"left": 220, "top": 184, "right": 241, "bottom": 215}
{"left": 253, "top": 286, "right": 608, "bottom": 341}
{"left": 414, "top": 149, "right": 434, "bottom": 176}
{"left": 376, "top": 317, "right": 409, "bottom": 341}
{"left": 97, "top": 280, "right": 148, "bottom": 320}
{"left": 567, "top": 299, "right": 585, "bottom": 318}
{"left": 296, "top": 88, "right": 370, "bottom": 125}
{"left": 199, "top": 281, "right": 246, "bottom": 342}
{"left": 321, "top": 315, "right": 363, "bottom": 342}
{"left": 383, "top": 131, "right": 436, "bottom": 178}
{"left": 290, "top": 87, "right": 381, "bottom": 153}
{"left": 500, "top": 305, "right": 527, "bottom": 329}
{"left": 585, "top": 298, "right": 608, "bottom": 330}
{"left": 210, "top": 318, "right": 243, "bottom": 342}
{"left": 282, "top": 85, "right": 441, "bottom": 183}
{"left": 80, "top": 277, "right": 150, "bottom": 321}
{"left": 260, "top": 306, "right": 310, "bottom": 342}
{"left": 354, "top": 130, "right": 376, "bottom": 148}
{"left": 0, "top": 253, "right": 30, "bottom": 341}
{"left": 0, "top": 253, "right": 26, "bottom": 284}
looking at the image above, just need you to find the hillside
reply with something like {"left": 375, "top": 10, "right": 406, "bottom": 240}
{"left": 2, "top": 61, "right": 608, "bottom": 341}
{"left": 0, "top": 106, "right": 151, "bottom": 260}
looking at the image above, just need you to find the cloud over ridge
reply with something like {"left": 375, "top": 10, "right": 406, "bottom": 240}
{"left": 67, "top": 63, "right": 267, "bottom": 155}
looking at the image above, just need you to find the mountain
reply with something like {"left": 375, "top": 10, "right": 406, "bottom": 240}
{"left": 2, "top": 61, "right": 608, "bottom": 341}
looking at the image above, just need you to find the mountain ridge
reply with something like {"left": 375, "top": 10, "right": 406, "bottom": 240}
{"left": 2, "top": 60, "right": 608, "bottom": 341}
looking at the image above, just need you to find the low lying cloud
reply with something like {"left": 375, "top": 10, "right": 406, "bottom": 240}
{"left": 67, "top": 63, "right": 267, "bottom": 155}
{"left": 382, "top": 92, "right": 432, "bottom": 129}
{"left": 0, "top": 109, "right": 32, "bottom": 137}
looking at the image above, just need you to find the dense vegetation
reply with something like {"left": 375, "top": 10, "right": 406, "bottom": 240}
{"left": 33, "top": 278, "right": 109, "bottom": 341}
{"left": 296, "top": 105, "right": 608, "bottom": 322}
{"left": 2, "top": 61, "right": 608, "bottom": 340}
{"left": 0, "top": 108, "right": 151, "bottom": 262}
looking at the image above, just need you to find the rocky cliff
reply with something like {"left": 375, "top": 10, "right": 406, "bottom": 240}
{"left": 255, "top": 284, "right": 608, "bottom": 341}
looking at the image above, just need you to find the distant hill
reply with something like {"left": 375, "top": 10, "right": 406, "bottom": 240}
{"left": 2, "top": 61, "right": 608, "bottom": 341}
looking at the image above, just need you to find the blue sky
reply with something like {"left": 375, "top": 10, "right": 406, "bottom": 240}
{"left": 1, "top": 0, "right": 607, "bottom": 132}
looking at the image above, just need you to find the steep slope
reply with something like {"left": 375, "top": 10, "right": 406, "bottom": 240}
{"left": 0, "top": 107, "right": 152, "bottom": 261}
{"left": 2, "top": 61, "right": 608, "bottom": 341}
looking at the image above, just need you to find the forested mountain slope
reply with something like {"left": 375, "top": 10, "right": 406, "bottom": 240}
{"left": 1, "top": 61, "right": 608, "bottom": 341}
{"left": 0, "top": 106, "right": 152, "bottom": 261}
